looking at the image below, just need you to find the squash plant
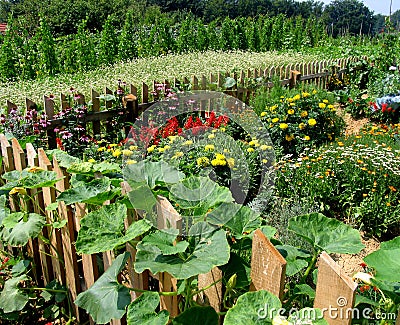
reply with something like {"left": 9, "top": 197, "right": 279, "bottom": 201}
{"left": 0, "top": 154, "right": 370, "bottom": 324}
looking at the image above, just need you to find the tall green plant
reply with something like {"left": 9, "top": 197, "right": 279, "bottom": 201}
{"left": 37, "top": 18, "right": 59, "bottom": 77}
{"left": 118, "top": 9, "right": 138, "bottom": 61}
{"left": 98, "top": 15, "right": 118, "bottom": 66}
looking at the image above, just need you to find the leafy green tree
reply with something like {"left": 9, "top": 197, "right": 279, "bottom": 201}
{"left": 323, "top": 0, "right": 375, "bottom": 37}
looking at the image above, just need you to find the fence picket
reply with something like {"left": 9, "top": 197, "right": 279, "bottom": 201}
{"left": 38, "top": 149, "right": 66, "bottom": 284}
{"left": 198, "top": 267, "right": 223, "bottom": 313}
{"left": 314, "top": 252, "right": 358, "bottom": 324}
{"left": 91, "top": 89, "right": 101, "bottom": 136}
{"left": 250, "top": 229, "right": 286, "bottom": 300}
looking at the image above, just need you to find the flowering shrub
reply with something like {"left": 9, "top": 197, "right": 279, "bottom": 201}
{"left": 259, "top": 89, "right": 345, "bottom": 157}
{"left": 274, "top": 123, "right": 400, "bottom": 236}
{"left": 0, "top": 106, "right": 49, "bottom": 148}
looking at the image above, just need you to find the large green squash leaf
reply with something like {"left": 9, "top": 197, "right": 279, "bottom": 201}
{"left": 0, "top": 195, "right": 9, "bottom": 225}
{"left": 75, "top": 252, "right": 131, "bottom": 324}
{"left": 169, "top": 176, "right": 233, "bottom": 214}
{"left": 67, "top": 161, "right": 121, "bottom": 175}
{"left": 224, "top": 290, "right": 281, "bottom": 324}
{"left": 75, "top": 203, "right": 152, "bottom": 254}
{"left": 0, "top": 275, "right": 29, "bottom": 313}
{"left": 172, "top": 306, "right": 219, "bottom": 325}
{"left": 0, "top": 169, "right": 61, "bottom": 190}
{"left": 47, "top": 149, "right": 80, "bottom": 169}
{"left": 57, "top": 177, "right": 120, "bottom": 205}
{"left": 364, "top": 236, "right": 400, "bottom": 282}
{"left": 207, "top": 202, "right": 261, "bottom": 238}
{"left": 135, "top": 223, "right": 230, "bottom": 279}
{"left": 288, "top": 213, "right": 364, "bottom": 254}
{"left": 138, "top": 229, "right": 188, "bottom": 255}
{"left": 124, "top": 160, "right": 184, "bottom": 189}
{"left": 2, "top": 213, "right": 46, "bottom": 246}
{"left": 126, "top": 292, "right": 169, "bottom": 325}
{"left": 276, "top": 245, "right": 310, "bottom": 276}
{"left": 127, "top": 181, "right": 158, "bottom": 213}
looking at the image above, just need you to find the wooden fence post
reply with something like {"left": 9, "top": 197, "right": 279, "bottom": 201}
{"left": 289, "top": 70, "right": 301, "bottom": 89}
{"left": 44, "top": 95, "right": 57, "bottom": 149}
{"left": 314, "top": 252, "right": 358, "bottom": 325}
{"left": 53, "top": 156, "right": 83, "bottom": 322}
{"left": 250, "top": 229, "right": 286, "bottom": 300}
{"left": 198, "top": 267, "right": 223, "bottom": 313}
{"left": 38, "top": 149, "right": 66, "bottom": 284}
{"left": 156, "top": 196, "right": 181, "bottom": 317}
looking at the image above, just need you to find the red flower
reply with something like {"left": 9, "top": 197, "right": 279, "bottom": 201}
{"left": 359, "top": 262, "right": 367, "bottom": 268}
{"left": 382, "top": 103, "right": 388, "bottom": 113}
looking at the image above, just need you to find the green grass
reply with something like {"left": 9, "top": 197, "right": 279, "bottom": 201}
{"left": 0, "top": 49, "right": 354, "bottom": 110}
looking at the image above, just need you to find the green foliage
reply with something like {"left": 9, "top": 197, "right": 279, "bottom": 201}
{"left": 126, "top": 292, "right": 169, "bottom": 325}
{"left": 36, "top": 18, "right": 58, "bottom": 77}
{"left": 288, "top": 213, "right": 365, "bottom": 254}
{"left": 75, "top": 252, "right": 132, "bottom": 324}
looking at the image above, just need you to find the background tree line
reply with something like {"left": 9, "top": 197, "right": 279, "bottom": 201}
{"left": 0, "top": 0, "right": 398, "bottom": 37}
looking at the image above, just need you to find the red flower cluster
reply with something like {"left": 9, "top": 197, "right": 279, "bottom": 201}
{"left": 381, "top": 103, "right": 393, "bottom": 113}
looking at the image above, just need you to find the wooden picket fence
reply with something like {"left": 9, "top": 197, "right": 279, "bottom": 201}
{"left": 2, "top": 135, "right": 399, "bottom": 325}
{"left": 3, "top": 56, "right": 361, "bottom": 151}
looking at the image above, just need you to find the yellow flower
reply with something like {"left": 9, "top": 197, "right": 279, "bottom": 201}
{"left": 184, "top": 140, "right": 193, "bottom": 145}
{"left": 249, "top": 139, "right": 259, "bottom": 146}
{"left": 328, "top": 104, "right": 334, "bottom": 109}
{"left": 129, "top": 145, "right": 138, "bottom": 151}
{"left": 158, "top": 147, "right": 166, "bottom": 153}
{"left": 260, "top": 111, "right": 267, "bottom": 117}
{"left": 262, "top": 159, "right": 268, "bottom": 164}
{"left": 147, "top": 145, "right": 156, "bottom": 153}
{"left": 220, "top": 127, "right": 226, "bottom": 132}
{"left": 272, "top": 117, "right": 279, "bottom": 123}
{"left": 109, "top": 144, "right": 118, "bottom": 148}
{"left": 260, "top": 144, "right": 271, "bottom": 151}
{"left": 168, "top": 136, "right": 178, "bottom": 143}
{"left": 122, "top": 149, "right": 133, "bottom": 156}
{"left": 285, "top": 134, "right": 295, "bottom": 141}
{"left": 308, "top": 118, "right": 317, "bottom": 126}
{"left": 211, "top": 159, "right": 226, "bottom": 166}
{"left": 27, "top": 166, "right": 45, "bottom": 173}
{"left": 204, "top": 144, "right": 215, "bottom": 151}
{"left": 318, "top": 102, "right": 326, "bottom": 109}
{"left": 197, "top": 157, "right": 210, "bottom": 167}
{"left": 300, "top": 111, "right": 308, "bottom": 117}
{"left": 287, "top": 109, "right": 295, "bottom": 115}
{"left": 337, "top": 141, "right": 344, "bottom": 146}
{"left": 304, "top": 135, "right": 311, "bottom": 141}
{"left": 247, "top": 148, "right": 255, "bottom": 153}
{"left": 88, "top": 158, "right": 96, "bottom": 163}
{"left": 293, "top": 94, "right": 301, "bottom": 101}
{"left": 298, "top": 123, "right": 306, "bottom": 130}
{"left": 323, "top": 99, "right": 329, "bottom": 103}
{"left": 9, "top": 187, "right": 27, "bottom": 195}
{"left": 112, "top": 149, "right": 122, "bottom": 157}
{"left": 302, "top": 92, "right": 310, "bottom": 98}
{"left": 215, "top": 153, "right": 225, "bottom": 160}
{"left": 208, "top": 134, "right": 215, "bottom": 139}
{"left": 270, "top": 105, "right": 278, "bottom": 111}
{"left": 279, "top": 123, "right": 288, "bottom": 130}
{"left": 172, "top": 151, "right": 184, "bottom": 159}
{"left": 163, "top": 145, "right": 171, "bottom": 150}
{"left": 126, "top": 160, "right": 137, "bottom": 165}
{"left": 97, "top": 146, "right": 106, "bottom": 152}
